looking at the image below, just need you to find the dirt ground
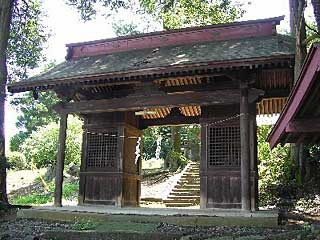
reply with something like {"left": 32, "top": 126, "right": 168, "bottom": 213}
{"left": 7, "top": 169, "right": 46, "bottom": 194}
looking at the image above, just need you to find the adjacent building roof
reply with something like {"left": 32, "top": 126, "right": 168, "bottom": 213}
{"left": 268, "top": 43, "right": 320, "bottom": 148}
{"left": 7, "top": 16, "right": 295, "bottom": 93}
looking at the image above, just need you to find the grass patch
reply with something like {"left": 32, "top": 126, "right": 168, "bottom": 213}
{"left": 10, "top": 180, "right": 79, "bottom": 205}
{"left": 62, "top": 182, "right": 78, "bottom": 200}
{"left": 72, "top": 219, "right": 101, "bottom": 230}
{"left": 11, "top": 192, "right": 53, "bottom": 205}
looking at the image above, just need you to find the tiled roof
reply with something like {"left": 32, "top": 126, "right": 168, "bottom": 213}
{"left": 8, "top": 34, "right": 294, "bottom": 92}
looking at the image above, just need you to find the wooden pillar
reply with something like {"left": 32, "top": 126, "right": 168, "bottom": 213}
{"left": 54, "top": 113, "right": 68, "bottom": 207}
{"left": 249, "top": 104, "right": 258, "bottom": 211}
{"left": 240, "top": 82, "right": 251, "bottom": 211}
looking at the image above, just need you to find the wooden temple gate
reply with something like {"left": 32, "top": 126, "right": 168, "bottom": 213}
{"left": 8, "top": 16, "right": 295, "bottom": 211}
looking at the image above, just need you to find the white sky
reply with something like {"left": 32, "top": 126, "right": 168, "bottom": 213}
{"left": 4, "top": 0, "right": 300, "bottom": 150}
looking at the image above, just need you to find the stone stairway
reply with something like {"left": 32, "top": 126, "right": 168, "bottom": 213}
{"left": 163, "top": 162, "right": 200, "bottom": 207}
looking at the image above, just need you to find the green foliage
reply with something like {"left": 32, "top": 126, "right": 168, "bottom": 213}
{"left": 10, "top": 181, "right": 78, "bottom": 205}
{"left": 9, "top": 131, "right": 28, "bottom": 152}
{"left": 112, "top": 20, "right": 141, "bottom": 36}
{"left": 8, "top": 0, "right": 49, "bottom": 82}
{"left": 181, "top": 125, "right": 200, "bottom": 161}
{"left": 72, "top": 219, "right": 100, "bottom": 231}
{"left": 258, "top": 125, "right": 293, "bottom": 206}
{"left": 63, "top": 182, "right": 79, "bottom": 200}
{"left": 165, "top": 150, "right": 187, "bottom": 171}
{"left": 139, "top": 0, "right": 245, "bottom": 29}
{"left": 305, "top": 21, "right": 320, "bottom": 48}
{"left": 10, "top": 91, "right": 59, "bottom": 151}
{"left": 65, "top": 0, "right": 128, "bottom": 21}
{"left": 20, "top": 115, "right": 83, "bottom": 168}
{"left": 12, "top": 192, "right": 53, "bottom": 205}
{"left": 6, "top": 151, "right": 26, "bottom": 170}
{"left": 142, "top": 126, "right": 171, "bottom": 160}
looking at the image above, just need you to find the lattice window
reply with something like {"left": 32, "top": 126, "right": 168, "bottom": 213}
{"left": 86, "top": 131, "right": 118, "bottom": 168}
{"left": 208, "top": 126, "right": 240, "bottom": 167}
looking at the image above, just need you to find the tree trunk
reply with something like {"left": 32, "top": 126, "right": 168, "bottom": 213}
{"left": 0, "top": 0, "right": 14, "bottom": 204}
{"left": 289, "top": 0, "right": 308, "bottom": 184}
{"left": 291, "top": 0, "right": 307, "bottom": 82}
{"left": 311, "top": 0, "right": 320, "bottom": 31}
{"left": 167, "top": 126, "right": 181, "bottom": 170}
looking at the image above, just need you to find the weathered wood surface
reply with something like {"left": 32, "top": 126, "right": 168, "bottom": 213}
{"left": 240, "top": 82, "right": 251, "bottom": 211}
{"left": 54, "top": 89, "right": 264, "bottom": 114}
{"left": 54, "top": 114, "right": 68, "bottom": 207}
{"left": 200, "top": 108, "right": 243, "bottom": 209}
{"left": 79, "top": 116, "right": 141, "bottom": 207}
{"left": 286, "top": 118, "right": 320, "bottom": 133}
{"left": 268, "top": 45, "right": 320, "bottom": 148}
{"left": 141, "top": 115, "right": 199, "bottom": 128}
{"left": 68, "top": 17, "right": 280, "bottom": 59}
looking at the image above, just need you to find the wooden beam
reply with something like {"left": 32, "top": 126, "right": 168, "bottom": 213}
{"left": 159, "top": 81, "right": 239, "bottom": 93}
{"left": 240, "top": 82, "right": 251, "bottom": 211}
{"left": 263, "top": 89, "right": 290, "bottom": 98}
{"left": 140, "top": 116, "right": 199, "bottom": 128}
{"left": 54, "top": 89, "right": 264, "bottom": 114}
{"left": 285, "top": 118, "right": 320, "bottom": 133}
{"left": 54, "top": 114, "right": 68, "bottom": 207}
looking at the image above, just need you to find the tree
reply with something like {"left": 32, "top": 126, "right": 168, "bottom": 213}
{"left": 139, "top": 0, "right": 245, "bottom": 29}
{"left": 0, "top": 0, "right": 14, "bottom": 205}
{"left": 65, "top": 0, "right": 128, "bottom": 21}
{"left": 0, "top": 0, "right": 48, "bottom": 204}
{"left": 10, "top": 91, "right": 59, "bottom": 151}
{"left": 288, "top": 0, "right": 320, "bottom": 186}
{"left": 21, "top": 115, "right": 83, "bottom": 168}
{"left": 289, "top": 0, "right": 307, "bottom": 81}
{"left": 311, "top": 0, "right": 320, "bottom": 30}
{"left": 112, "top": 20, "right": 141, "bottom": 36}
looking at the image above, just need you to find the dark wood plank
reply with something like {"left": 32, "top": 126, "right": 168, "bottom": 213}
{"left": 54, "top": 89, "right": 264, "bottom": 114}
{"left": 286, "top": 118, "right": 320, "bottom": 133}
{"left": 140, "top": 116, "right": 199, "bottom": 128}
{"left": 240, "top": 82, "right": 251, "bottom": 211}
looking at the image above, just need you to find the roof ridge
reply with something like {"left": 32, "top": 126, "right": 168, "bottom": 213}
{"left": 66, "top": 16, "right": 284, "bottom": 48}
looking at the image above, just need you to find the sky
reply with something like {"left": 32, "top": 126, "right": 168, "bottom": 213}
{"left": 4, "top": 0, "right": 299, "bottom": 150}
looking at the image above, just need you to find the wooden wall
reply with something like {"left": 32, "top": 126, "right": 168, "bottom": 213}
{"left": 79, "top": 112, "right": 141, "bottom": 206}
{"left": 200, "top": 104, "right": 258, "bottom": 209}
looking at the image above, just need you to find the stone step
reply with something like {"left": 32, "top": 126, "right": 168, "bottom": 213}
{"left": 175, "top": 184, "right": 200, "bottom": 189}
{"left": 140, "top": 197, "right": 163, "bottom": 202}
{"left": 180, "top": 176, "right": 199, "bottom": 179}
{"left": 180, "top": 175, "right": 199, "bottom": 179}
{"left": 170, "top": 192, "right": 200, "bottom": 197}
{"left": 165, "top": 202, "right": 196, "bottom": 207}
{"left": 172, "top": 188, "right": 200, "bottom": 193}
{"left": 177, "top": 179, "right": 200, "bottom": 183}
{"left": 164, "top": 200, "right": 199, "bottom": 205}
{"left": 164, "top": 198, "right": 199, "bottom": 203}
{"left": 177, "top": 181, "right": 200, "bottom": 185}
{"left": 167, "top": 195, "right": 200, "bottom": 200}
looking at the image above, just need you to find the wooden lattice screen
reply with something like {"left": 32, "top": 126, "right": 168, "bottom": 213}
{"left": 86, "top": 131, "right": 118, "bottom": 168}
{"left": 208, "top": 126, "right": 240, "bottom": 167}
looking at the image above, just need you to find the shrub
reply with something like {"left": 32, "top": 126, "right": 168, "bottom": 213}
{"left": 20, "top": 115, "right": 83, "bottom": 168}
{"left": 258, "top": 125, "right": 292, "bottom": 206}
{"left": 7, "top": 151, "right": 27, "bottom": 170}
{"left": 165, "top": 150, "right": 188, "bottom": 171}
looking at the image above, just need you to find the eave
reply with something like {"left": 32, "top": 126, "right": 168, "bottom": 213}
{"left": 268, "top": 43, "right": 320, "bottom": 148}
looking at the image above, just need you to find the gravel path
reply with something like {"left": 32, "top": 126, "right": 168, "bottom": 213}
{"left": 0, "top": 219, "right": 316, "bottom": 240}
{"left": 0, "top": 219, "right": 71, "bottom": 240}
